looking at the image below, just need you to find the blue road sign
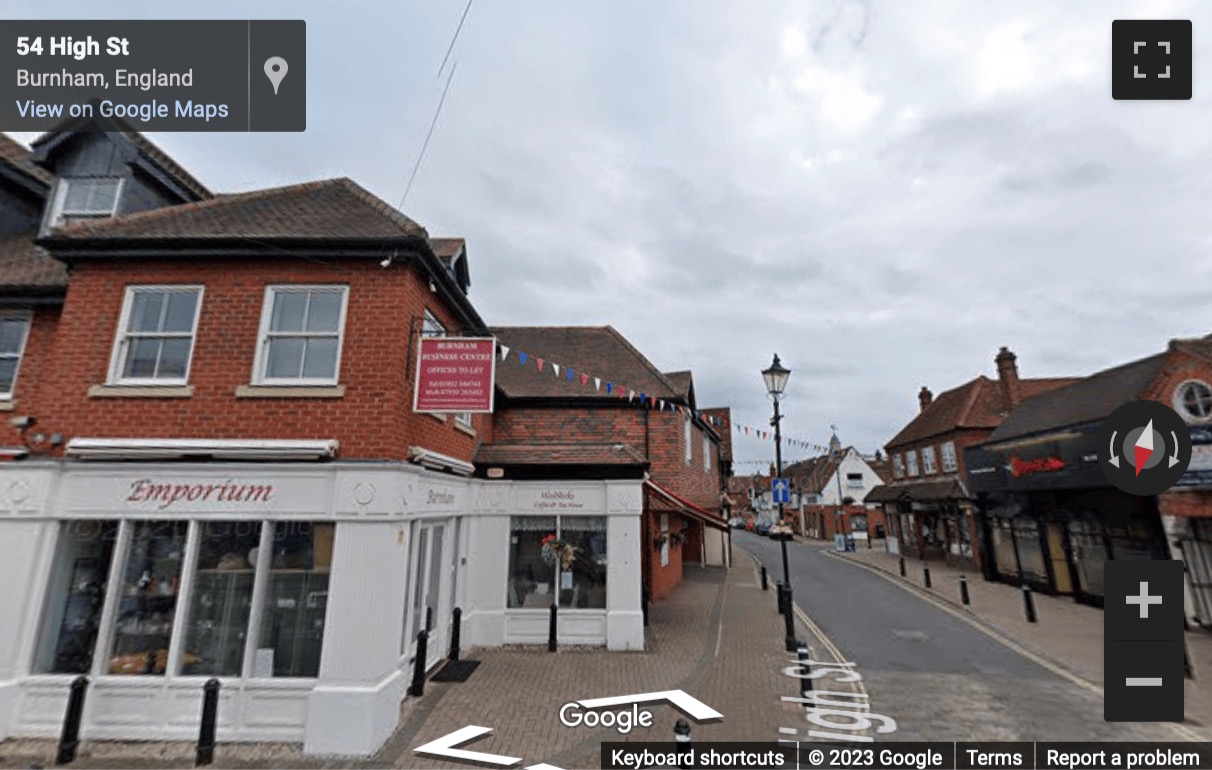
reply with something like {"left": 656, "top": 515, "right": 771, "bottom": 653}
{"left": 772, "top": 478, "right": 790, "bottom": 504}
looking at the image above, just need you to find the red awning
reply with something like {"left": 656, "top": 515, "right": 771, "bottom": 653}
{"left": 644, "top": 480, "right": 729, "bottom": 531}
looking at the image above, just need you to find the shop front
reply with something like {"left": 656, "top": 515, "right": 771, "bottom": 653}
{"left": 1161, "top": 424, "right": 1212, "bottom": 629}
{"left": 0, "top": 458, "right": 644, "bottom": 757}
{"left": 967, "top": 430, "right": 1169, "bottom": 606}
{"left": 865, "top": 481, "right": 973, "bottom": 567}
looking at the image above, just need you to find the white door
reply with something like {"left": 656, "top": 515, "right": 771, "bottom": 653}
{"left": 407, "top": 521, "right": 449, "bottom": 670}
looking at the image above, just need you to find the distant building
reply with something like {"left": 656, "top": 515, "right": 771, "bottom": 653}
{"left": 867, "top": 347, "right": 1077, "bottom": 572}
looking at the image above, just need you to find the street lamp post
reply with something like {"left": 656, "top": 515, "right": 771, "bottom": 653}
{"left": 762, "top": 354, "right": 798, "bottom": 652}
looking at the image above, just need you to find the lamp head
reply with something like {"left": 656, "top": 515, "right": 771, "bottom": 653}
{"left": 762, "top": 353, "right": 791, "bottom": 396}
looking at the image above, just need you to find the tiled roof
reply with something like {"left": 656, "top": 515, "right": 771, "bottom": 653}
{"left": 492, "top": 326, "right": 682, "bottom": 400}
{"left": 887, "top": 376, "right": 1078, "bottom": 449}
{"left": 988, "top": 351, "right": 1172, "bottom": 442}
{"left": 867, "top": 458, "right": 893, "bottom": 484}
{"left": 0, "top": 134, "right": 51, "bottom": 186}
{"left": 0, "top": 230, "right": 67, "bottom": 295}
{"left": 474, "top": 442, "right": 648, "bottom": 467}
{"left": 31, "top": 125, "right": 210, "bottom": 199}
{"left": 785, "top": 450, "right": 854, "bottom": 495}
{"left": 44, "top": 178, "right": 427, "bottom": 241}
{"left": 664, "top": 371, "right": 692, "bottom": 399}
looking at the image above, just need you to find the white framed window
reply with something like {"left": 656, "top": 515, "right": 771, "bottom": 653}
{"left": 847, "top": 472, "right": 864, "bottom": 489}
{"left": 421, "top": 309, "right": 471, "bottom": 425}
{"left": 684, "top": 418, "right": 692, "bottom": 464}
{"left": 892, "top": 454, "right": 905, "bottom": 479}
{"left": 1175, "top": 380, "right": 1212, "bottom": 421}
{"left": 109, "top": 285, "right": 203, "bottom": 385}
{"left": 49, "top": 177, "right": 123, "bottom": 226}
{"left": 921, "top": 446, "right": 938, "bottom": 475}
{"left": 941, "top": 441, "right": 958, "bottom": 473}
{"left": 906, "top": 450, "right": 919, "bottom": 477}
{"left": 0, "top": 312, "right": 31, "bottom": 399}
{"left": 253, "top": 285, "right": 348, "bottom": 385}
{"left": 703, "top": 435, "right": 711, "bottom": 472}
{"left": 660, "top": 514, "right": 670, "bottom": 567}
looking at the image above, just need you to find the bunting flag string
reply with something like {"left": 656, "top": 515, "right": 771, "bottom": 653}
{"left": 492, "top": 340, "right": 830, "bottom": 454}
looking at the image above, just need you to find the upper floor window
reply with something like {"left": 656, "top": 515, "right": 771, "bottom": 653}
{"left": 684, "top": 418, "right": 692, "bottom": 464}
{"left": 892, "top": 454, "right": 905, "bottom": 479}
{"left": 253, "top": 285, "right": 348, "bottom": 386}
{"left": 905, "top": 450, "right": 919, "bottom": 477}
{"left": 1175, "top": 380, "right": 1212, "bottom": 421}
{"left": 941, "top": 441, "right": 958, "bottom": 473}
{"left": 50, "top": 177, "right": 123, "bottom": 227}
{"left": 110, "top": 286, "right": 202, "bottom": 385}
{"left": 846, "top": 472, "right": 864, "bottom": 489}
{"left": 921, "top": 446, "right": 938, "bottom": 475}
{"left": 703, "top": 435, "right": 711, "bottom": 473}
{"left": 0, "top": 313, "right": 31, "bottom": 399}
{"left": 421, "top": 309, "right": 471, "bottom": 427}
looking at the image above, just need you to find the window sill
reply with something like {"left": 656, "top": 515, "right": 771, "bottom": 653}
{"left": 0, "top": 400, "right": 13, "bottom": 411}
{"left": 454, "top": 420, "right": 476, "bottom": 436}
{"left": 236, "top": 385, "right": 345, "bottom": 399}
{"left": 89, "top": 385, "right": 194, "bottom": 398}
{"left": 427, "top": 413, "right": 448, "bottom": 423}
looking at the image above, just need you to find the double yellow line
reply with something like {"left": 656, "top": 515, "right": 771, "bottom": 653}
{"left": 792, "top": 601, "right": 873, "bottom": 737}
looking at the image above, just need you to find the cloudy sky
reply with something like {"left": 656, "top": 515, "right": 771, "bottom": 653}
{"left": 9, "top": 0, "right": 1212, "bottom": 469}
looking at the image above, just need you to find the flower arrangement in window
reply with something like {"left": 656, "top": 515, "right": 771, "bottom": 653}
{"left": 653, "top": 534, "right": 668, "bottom": 551}
{"left": 670, "top": 530, "right": 689, "bottom": 547}
{"left": 540, "top": 533, "right": 577, "bottom": 570}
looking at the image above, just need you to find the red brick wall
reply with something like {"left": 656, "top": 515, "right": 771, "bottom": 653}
{"left": 885, "top": 428, "right": 993, "bottom": 487}
{"left": 800, "top": 504, "right": 885, "bottom": 539}
{"left": 1160, "top": 490, "right": 1212, "bottom": 518}
{"left": 6, "top": 258, "right": 483, "bottom": 461}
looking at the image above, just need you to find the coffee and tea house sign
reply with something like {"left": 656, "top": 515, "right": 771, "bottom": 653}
{"left": 413, "top": 337, "right": 497, "bottom": 414}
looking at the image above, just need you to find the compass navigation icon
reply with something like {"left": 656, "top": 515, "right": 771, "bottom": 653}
{"left": 1098, "top": 401, "right": 1192, "bottom": 495}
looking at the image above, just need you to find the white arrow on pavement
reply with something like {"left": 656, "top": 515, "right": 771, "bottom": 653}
{"left": 576, "top": 690, "right": 723, "bottom": 721}
{"left": 414, "top": 725, "right": 522, "bottom": 766}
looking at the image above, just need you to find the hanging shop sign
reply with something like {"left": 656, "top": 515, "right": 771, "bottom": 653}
{"left": 413, "top": 336, "right": 497, "bottom": 414}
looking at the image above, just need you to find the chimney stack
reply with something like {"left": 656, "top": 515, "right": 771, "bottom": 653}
{"left": 918, "top": 386, "right": 933, "bottom": 411}
{"left": 995, "top": 346, "right": 1021, "bottom": 407}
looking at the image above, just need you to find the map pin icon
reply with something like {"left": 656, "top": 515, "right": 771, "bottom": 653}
{"left": 264, "top": 56, "right": 288, "bottom": 95}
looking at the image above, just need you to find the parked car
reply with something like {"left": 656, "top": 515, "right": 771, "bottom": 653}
{"left": 729, "top": 517, "right": 746, "bottom": 529}
{"left": 755, "top": 521, "right": 772, "bottom": 536}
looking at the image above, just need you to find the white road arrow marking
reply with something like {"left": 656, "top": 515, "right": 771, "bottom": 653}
{"left": 576, "top": 690, "right": 723, "bottom": 721}
{"left": 1109, "top": 430, "right": 1120, "bottom": 468}
{"left": 414, "top": 726, "right": 522, "bottom": 766}
{"left": 1170, "top": 431, "right": 1181, "bottom": 467}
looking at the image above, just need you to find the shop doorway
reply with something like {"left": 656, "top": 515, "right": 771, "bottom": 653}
{"left": 408, "top": 520, "right": 450, "bottom": 671}
{"left": 1045, "top": 523, "right": 1073, "bottom": 594}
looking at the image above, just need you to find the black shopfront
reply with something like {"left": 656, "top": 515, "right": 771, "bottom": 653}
{"left": 966, "top": 426, "right": 1169, "bottom": 607}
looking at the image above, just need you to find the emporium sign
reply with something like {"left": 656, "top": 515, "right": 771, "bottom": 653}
{"left": 127, "top": 479, "right": 275, "bottom": 510}
{"left": 413, "top": 337, "right": 496, "bottom": 414}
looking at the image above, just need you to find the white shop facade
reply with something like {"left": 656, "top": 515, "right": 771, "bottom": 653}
{"left": 0, "top": 453, "right": 643, "bottom": 757}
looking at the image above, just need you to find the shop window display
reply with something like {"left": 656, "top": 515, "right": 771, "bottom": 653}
{"left": 506, "top": 515, "right": 607, "bottom": 609}
{"left": 33, "top": 521, "right": 120, "bottom": 674}
{"left": 181, "top": 521, "right": 263, "bottom": 677}
{"left": 256, "top": 521, "right": 332, "bottom": 678}
{"left": 109, "top": 521, "right": 189, "bottom": 675}
{"left": 507, "top": 516, "right": 557, "bottom": 608}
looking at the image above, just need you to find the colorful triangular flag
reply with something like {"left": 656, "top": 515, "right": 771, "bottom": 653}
{"left": 536, "top": 357, "right": 544, "bottom": 371}
{"left": 567, "top": 368, "right": 575, "bottom": 381}
{"left": 595, "top": 377, "right": 602, "bottom": 391}
{"left": 605, "top": 382, "right": 612, "bottom": 394}
{"left": 581, "top": 373, "right": 589, "bottom": 385}
{"left": 552, "top": 363, "right": 560, "bottom": 376}
{"left": 519, "top": 351, "right": 528, "bottom": 364}
{"left": 500, "top": 345, "right": 510, "bottom": 362}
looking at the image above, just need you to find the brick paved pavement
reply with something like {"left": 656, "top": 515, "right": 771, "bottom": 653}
{"left": 0, "top": 549, "right": 806, "bottom": 769}
{"left": 829, "top": 542, "right": 1212, "bottom": 740}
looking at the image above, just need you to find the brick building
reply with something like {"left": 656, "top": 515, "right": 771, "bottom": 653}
{"left": 966, "top": 334, "right": 1212, "bottom": 619}
{"left": 868, "top": 347, "right": 1076, "bottom": 572}
{"left": 0, "top": 126, "right": 649, "bottom": 756}
{"left": 481, "top": 326, "right": 732, "bottom": 602}
{"left": 785, "top": 438, "right": 889, "bottom": 542}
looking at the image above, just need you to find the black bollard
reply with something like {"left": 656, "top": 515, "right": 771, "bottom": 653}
{"left": 899, "top": 556, "right": 906, "bottom": 577}
{"left": 783, "top": 587, "right": 798, "bottom": 652}
{"left": 195, "top": 678, "right": 220, "bottom": 767}
{"left": 548, "top": 603, "right": 558, "bottom": 652}
{"left": 55, "top": 675, "right": 88, "bottom": 766}
{"left": 410, "top": 630, "right": 428, "bottom": 697}
{"left": 777, "top": 582, "right": 787, "bottom": 615}
{"left": 674, "top": 719, "right": 692, "bottom": 769}
{"left": 760, "top": 564, "right": 769, "bottom": 591}
{"left": 960, "top": 576, "right": 970, "bottom": 606}
{"left": 641, "top": 583, "right": 650, "bottom": 628}
{"left": 797, "top": 645, "right": 814, "bottom": 695}
{"left": 1022, "top": 585, "right": 1037, "bottom": 623}
{"left": 923, "top": 567, "right": 932, "bottom": 589}
{"left": 449, "top": 607, "right": 462, "bottom": 662}
{"left": 426, "top": 605, "right": 433, "bottom": 632}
